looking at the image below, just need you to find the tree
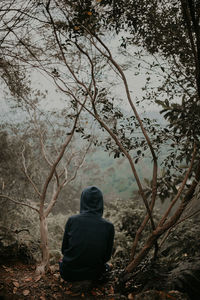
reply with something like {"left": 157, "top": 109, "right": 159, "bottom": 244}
{"left": 0, "top": 96, "right": 92, "bottom": 274}
{"left": 40, "top": 0, "right": 200, "bottom": 274}
{"left": 1, "top": 0, "right": 200, "bottom": 277}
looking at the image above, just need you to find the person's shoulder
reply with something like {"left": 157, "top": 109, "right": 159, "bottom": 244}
{"left": 66, "top": 213, "right": 81, "bottom": 224}
{"left": 68, "top": 213, "right": 81, "bottom": 221}
{"left": 101, "top": 217, "right": 114, "bottom": 227}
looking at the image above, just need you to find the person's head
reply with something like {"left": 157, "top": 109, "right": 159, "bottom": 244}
{"left": 80, "top": 186, "right": 103, "bottom": 216}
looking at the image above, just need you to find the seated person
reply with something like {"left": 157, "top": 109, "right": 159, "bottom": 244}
{"left": 59, "top": 186, "right": 114, "bottom": 282}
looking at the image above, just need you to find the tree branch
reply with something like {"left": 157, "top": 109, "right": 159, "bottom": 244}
{"left": 0, "top": 194, "right": 39, "bottom": 213}
{"left": 159, "top": 143, "right": 196, "bottom": 226}
{"left": 21, "top": 146, "right": 41, "bottom": 197}
{"left": 88, "top": 32, "right": 158, "bottom": 231}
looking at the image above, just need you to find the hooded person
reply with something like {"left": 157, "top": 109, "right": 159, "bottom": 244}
{"left": 59, "top": 186, "right": 115, "bottom": 282}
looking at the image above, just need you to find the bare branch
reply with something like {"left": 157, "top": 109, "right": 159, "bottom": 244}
{"left": 0, "top": 194, "right": 39, "bottom": 213}
{"left": 21, "top": 146, "right": 41, "bottom": 197}
{"left": 44, "top": 138, "right": 91, "bottom": 218}
{"left": 40, "top": 94, "right": 87, "bottom": 210}
{"left": 74, "top": 42, "right": 98, "bottom": 113}
{"left": 159, "top": 207, "right": 200, "bottom": 249}
{"left": 64, "top": 139, "right": 92, "bottom": 186}
{"left": 39, "top": 130, "right": 53, "bottom": 167}
{"left": 85, "top": 32, "right": 158, "bottom": 230}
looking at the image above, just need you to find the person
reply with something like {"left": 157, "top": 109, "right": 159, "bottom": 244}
{"left": 59, "top": 186, "right": 115, "bottom": 282}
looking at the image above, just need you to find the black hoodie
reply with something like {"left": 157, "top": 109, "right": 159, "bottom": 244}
{"left": 60, "top": 186, "right": 114, "bottom": 281}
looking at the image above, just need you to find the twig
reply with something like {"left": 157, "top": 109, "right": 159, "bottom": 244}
{"left": 159, "top": 207, "right": 200, "bottom": 249}
{"left": 0, "top": 194, "right": 39, "bottom": 213}
{"left": 21, "top": 146, "right": 41, "bottom": 197}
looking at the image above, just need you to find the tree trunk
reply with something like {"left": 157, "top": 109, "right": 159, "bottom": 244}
{"left": 126, "top": 227, "right": 162, "bottom": 273}
{"left": 36, "top": 215, "right": 49, "bottom": 274}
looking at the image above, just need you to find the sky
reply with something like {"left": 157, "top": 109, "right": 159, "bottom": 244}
{"left": 0, "top": 32, "right": 162, "bottom": 126}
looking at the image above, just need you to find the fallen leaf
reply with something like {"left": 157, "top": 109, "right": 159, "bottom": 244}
{"left": 53, "top": 273, "right": 60, "bottom": 279}
{"left": 71, "top": 293, "right": 80, "bottom": 297}
{"left": 24, "top": 277, "right": 32, "bottom": 282}
{"left": 3, "top": 267, "right": 12, "bottom": 273}
{"left": 40, "top": 296, "right": 46, "bottom": 300}
{"left": 91, "top": 290, "right": 97, "bottom": 296}
{"left": 128, "top": 293, "right": 134, "bottom": 300}
{"left": 23, "top": 290, "right": 30, "bottom": 296}
{"left": 35, "top": 275, "right": 42, "bottom": 282}
{"left": 91, "top": 289, "right": 103, "bottom": 296}
{"left": 49, "top": 265, "right": 59, "bottom": 273}
{"left": 109, "top": 286, "right": 114, "bottom": 295}
{"left": 5, "top": 278, "right": 11, "bottom": 284}
{"left": 13, "top": 281, "right": 20, "bottom": 288}
{"left": 13, "top": 287, "right": 17, "bottom": 294}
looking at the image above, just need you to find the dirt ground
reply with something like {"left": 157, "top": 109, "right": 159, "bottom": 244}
{"left": 0, "top": 261, "right": 125, "bottom": 300}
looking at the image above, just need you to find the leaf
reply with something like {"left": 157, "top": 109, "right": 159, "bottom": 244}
{"left": 109, "top": 286, "right": 114, "bottom": 295}
{"left": 92, "top": 289, "right": 103, "bottom": 296}
{"left": 71, "top": 292, "right": 80, "bottom": 296}
{"left": 3, "top": 266, "right": 12, "bottom": 273}
{"left": 24, "top": 277, "right": 32, "bottom": 282}
{"left": 65, "top": 291, "right": 72, "bottom": 295}
{"left": 135, "top": 157, "right": 139, "bottom": 164}
{"left": 13, "top": 287, "right": 17, "bottom": 294}
{"left": 161, "top": 66, "right": 165, "bottom": 72}
{"left": 23, "top": 290, "right": 30, "bottom": 296}
{"left": 35, "top": 275, "right": 42, "bottom": 282}
{"left": 13, "top": 281, "right": 20, "bottom": 288}
{"left": 128, "top": 293, "right": 134, "bottom": 300}
{"left": 91, "top": 290, "right": 97, "bottom": 296}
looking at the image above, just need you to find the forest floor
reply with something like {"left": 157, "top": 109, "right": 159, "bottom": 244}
{"left": 0, "top": 260, "right": 125, "bottom": 300}
{"left": 0, "top": 259, "right": 191, "bottom": 300}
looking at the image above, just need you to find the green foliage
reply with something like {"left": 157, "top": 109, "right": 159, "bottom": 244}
{"left": 0, "top": 203, "right": 40, "bottom": 262}
{"left": 104, "top": 198, "right": 160, "bottom": 266}
{"left": 160, "top": 217, "right": 200, "bottom": 266}
{"left": 0, "top": 200, "right": 73, "bottom": 264}
{"left": 0, "top": 131, "right": 32, "bottom": 198}
{"left": 47, "top": 212, "right": 73, "bottom": 264}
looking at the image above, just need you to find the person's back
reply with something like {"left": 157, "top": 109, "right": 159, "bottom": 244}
{"left": 59, "top": 186, "right": 114, "bottom": 281}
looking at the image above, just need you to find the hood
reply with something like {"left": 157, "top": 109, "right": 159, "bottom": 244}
{"left": 80, "top": 186, "right": 103, "bottom": 216}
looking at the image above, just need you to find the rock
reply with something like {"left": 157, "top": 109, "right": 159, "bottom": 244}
{"left": 0, "top": 226, "right": 38, "bottom": 264}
